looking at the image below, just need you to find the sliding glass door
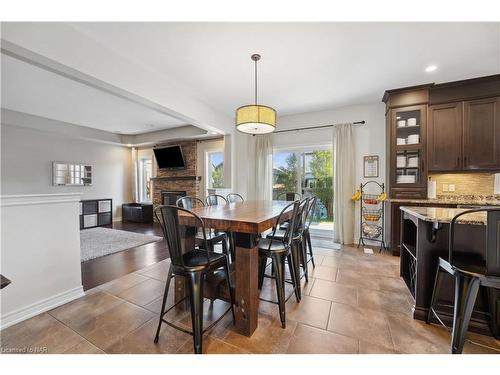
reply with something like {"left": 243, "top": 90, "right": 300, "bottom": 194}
{"left": 272, "top": 147, "right": 333, "bottom": 233}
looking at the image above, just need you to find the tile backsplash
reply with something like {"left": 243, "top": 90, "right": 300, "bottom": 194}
{"left": 428, "top": 172, "right": 496, "bottom": 197}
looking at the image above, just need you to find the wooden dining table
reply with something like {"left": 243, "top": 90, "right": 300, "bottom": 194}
{"left": 174, "top": 200, "right": 293, "bottom": 337}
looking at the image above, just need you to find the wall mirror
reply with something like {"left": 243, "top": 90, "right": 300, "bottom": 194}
{"left": 53, "top": 162, "right": 93, "bottom": 186}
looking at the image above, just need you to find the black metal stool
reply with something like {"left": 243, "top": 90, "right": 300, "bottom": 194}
{"left": 267, "top": 198, "right": 310, "bottom": 287}
{"left": 277, "top": 192, "right": 301, "bottom": 201}
{"left": 427, "top": 208, "right": 500, "bottom": 354}
{"left": 302, "top": 196, "right": 318, "bottom": 269}
{"left": 227, "top": 193, "right": 244, "bottom": 203}
{"left": 258, "top": 200, "right": 302, "bottom": 328}
{"left": 176, "top": 196, "right": 230, "bottom": 259}
{"left": 153, "top": 205, "right": 235, "bottom": 354}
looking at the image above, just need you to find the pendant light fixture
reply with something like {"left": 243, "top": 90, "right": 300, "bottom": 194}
{"left": 236, "top": 54, "right": 277, "bottom": 134}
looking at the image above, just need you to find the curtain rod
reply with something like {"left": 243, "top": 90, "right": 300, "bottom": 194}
{"left": 272, "top": 121, "right": 365, "bottom": 135}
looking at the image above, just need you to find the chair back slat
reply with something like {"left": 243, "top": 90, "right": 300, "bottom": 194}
{"left": 206, "top": 194, "right": 228, "bottom": 206}
{"left": 486, "top": 210, "right": 500, "bottom": 276}
{"left": 294, "top": 198, "right": 309, "bottom": 237}
{"left": 305, "top": 196, "right": 318, "bottom": 230}
{"left": 154, "top": 205, "right": 208, "bottom": 267}
{"left": 176, "top": 196, "right": 205, "bottom": 210}
{"left": 268, "top": 200, "right": 299, "bottom": 250}
{"left": 449, "top": 208, "right": 500, "bottom": 277}
{"left": 277, "top": 192, "right": 301, "bottom": 201}
{"left": 227, "top": 193, "right": 244, "bottom": 203}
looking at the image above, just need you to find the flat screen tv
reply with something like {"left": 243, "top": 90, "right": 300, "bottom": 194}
{"left": 153, "top": 145, "right": 186, "bottom": 170}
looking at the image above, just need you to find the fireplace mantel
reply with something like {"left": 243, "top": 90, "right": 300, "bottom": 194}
{"left": 151, "top": 176, "right": 201, "bottom": 182}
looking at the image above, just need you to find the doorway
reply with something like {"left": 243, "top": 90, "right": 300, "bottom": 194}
{"left": 272, "top": 146, "right": 333, "bottom": 235}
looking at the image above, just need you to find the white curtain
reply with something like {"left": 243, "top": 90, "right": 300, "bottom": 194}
{"left": 333, "top": 123, "right": 355, "bottom": 244}
{"left": 131, "top": 147, "right": 140, "bottom": 203}
{"left": 254, "top": 134, "right": 273, "bottom": 201}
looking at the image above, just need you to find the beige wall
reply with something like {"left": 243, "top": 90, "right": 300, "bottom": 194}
{"left": 1, "top": 124, "right": 132, "bottom": 220}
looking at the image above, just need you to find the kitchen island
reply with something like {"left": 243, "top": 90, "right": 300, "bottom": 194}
{"left": 399, "top": 206, "right": 499, "bottom": 339}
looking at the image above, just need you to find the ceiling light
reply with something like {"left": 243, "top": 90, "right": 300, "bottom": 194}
{"left": 425, "top": 65, "right": 437, "bottom": 73}
{"left": 236, "top": 54, "right": 277, "bottom": 135}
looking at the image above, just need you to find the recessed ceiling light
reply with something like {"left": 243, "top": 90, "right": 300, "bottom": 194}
{"left": 425, "top": 65, "right": 437, "bottom": 73}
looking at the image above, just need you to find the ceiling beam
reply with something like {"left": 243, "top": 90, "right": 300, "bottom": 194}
{"left": 0, "top": 22, "right": 234, "bottom": 135}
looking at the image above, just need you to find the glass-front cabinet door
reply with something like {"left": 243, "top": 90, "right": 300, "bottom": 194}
{"left": 391, "top": 105, "right": 427, "bottom": 194}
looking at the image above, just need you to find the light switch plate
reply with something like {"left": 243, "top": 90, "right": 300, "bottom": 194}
{"left": 442, "top": 184, "right": 449, "bottom": 192}
{"left": 449, "top": 184, "right": 456, "bottom": 192}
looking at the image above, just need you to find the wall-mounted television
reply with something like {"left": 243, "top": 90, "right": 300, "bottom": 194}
{"left": 153, "top": 145, "right": 186, "bottom": 170}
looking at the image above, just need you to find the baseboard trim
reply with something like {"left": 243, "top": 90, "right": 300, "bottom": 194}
{"left": 0, "top": 286, "right": 85, "bottom": 330}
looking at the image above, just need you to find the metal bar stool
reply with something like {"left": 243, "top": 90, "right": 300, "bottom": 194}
{"left": 277, "top": 192, "right": 301, "bottom": 201}
{"left": 153, "top": 205, "right": 235, "bottom": 354}
{"left": 206, "top": 194, "right": 228, "bottom": 206}
{"left": 302, "top": 196, "right": 318, "bottom": 269}
{"left": 176, "top": 196, "right": 230, "bottom": 259}
{"left": 267, "top": 198, "right": 310, "bottom": 287}
{"left": 427, "top": 208, "right": 500, "bottom": 354}
{"left": 227, "top": 193, "right": 244, "bottom": 203}
{"left": 257, "top": 200, "right": 301, "bottom": 328}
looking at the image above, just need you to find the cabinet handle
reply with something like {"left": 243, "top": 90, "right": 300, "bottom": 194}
{"left": 457, "top": 156, "right": 460, "bottom": 166}
{"left": 464, "top": 156, "right": 467, "bottom": 166}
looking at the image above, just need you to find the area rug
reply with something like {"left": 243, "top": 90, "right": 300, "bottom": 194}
{"left": 80, "top": 227, "right": 162, "bottom": 262}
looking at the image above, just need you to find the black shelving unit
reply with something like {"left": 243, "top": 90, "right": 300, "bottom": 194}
{"left": 80, "top": 198, "right": 113, "bottom": 229}
{"left": 357, "top": 181, "right": 387, "bottom": 252}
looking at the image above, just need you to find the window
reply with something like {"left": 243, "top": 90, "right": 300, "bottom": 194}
{"left": 139, "top": 158, "right": 153, "bottom": 202}
{"left": 207, "top": 152, "right": 224, "bottom": 189}
{"left": 273, "top": 147, "right": 333, "bottom": 232}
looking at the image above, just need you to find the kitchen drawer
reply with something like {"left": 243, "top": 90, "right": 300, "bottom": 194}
{"left": 390, "top": 188, "right": 427, "bottom": 199}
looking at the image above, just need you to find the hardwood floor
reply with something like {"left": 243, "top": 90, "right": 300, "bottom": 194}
{"left": 81, "top": 222, "right": 168, "bottom": 290}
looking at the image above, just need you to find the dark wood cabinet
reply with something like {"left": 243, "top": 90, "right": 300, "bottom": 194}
{"left": 384, "top": 75, "right": 500, "bottom": 255}
{"left": 428, "top": 102, "right": 462, "bottom": 171}
{"left": 389, "top": 201, "right": 457, "bottom": 256}
{"left": 427, "top": 97, "right": 500, "bottom": 171}
{"left": 463, "top": 97, "right": 500, "bottom": 170}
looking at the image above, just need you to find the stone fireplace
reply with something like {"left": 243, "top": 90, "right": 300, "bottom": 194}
{"left": 152, "top": 140, "right": 200, "bottom": 209}
{"left": 161, "top": 190, "right": 186, "bottom": 205}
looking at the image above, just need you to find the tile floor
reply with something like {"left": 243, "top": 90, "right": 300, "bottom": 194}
{"left": 1, "top": 240, "right": 499, "bottom": 354}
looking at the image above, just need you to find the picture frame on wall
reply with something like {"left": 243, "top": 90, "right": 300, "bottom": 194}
{"left": 363, "top": 155, "right": 379, "bottom": 178}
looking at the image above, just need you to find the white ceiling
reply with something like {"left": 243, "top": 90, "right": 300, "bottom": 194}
{"left": 1, "top": 54, "right": 187, "bottom": 134}
{"left": 70, "top": 22, "right": 500, "bottom": 116}
{"left": 1, "top": 22, "right": 499, "bottom": 135}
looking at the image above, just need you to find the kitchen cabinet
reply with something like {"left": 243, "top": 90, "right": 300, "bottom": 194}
{"left": 389, "top": 201, "right": 457, "bottom": 256}
{"left": 427, "top": 97, "right": 500, "bottom": 171}
{"left": 390, "top": 105, "right": 427, "bottom": 198}
{"left": 463, "top": 97, "right": 500, "bottom": 170}
{"left": 428, "top": 102, "right": 462, "bottom": 171}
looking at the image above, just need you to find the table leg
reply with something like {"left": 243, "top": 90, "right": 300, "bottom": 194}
{"left": 234, "top": 232, "right": 260, "bottom": 337}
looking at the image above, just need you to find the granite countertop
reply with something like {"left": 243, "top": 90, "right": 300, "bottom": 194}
{"left": 400, "top": 206, "right": 487, "bottom": 225}
{"left": 389, "top": 195, "right": 500, "bottom": 206}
